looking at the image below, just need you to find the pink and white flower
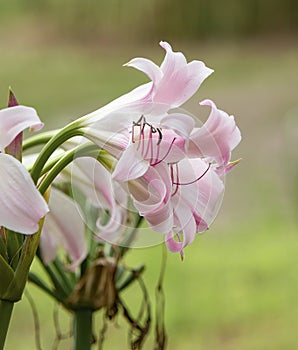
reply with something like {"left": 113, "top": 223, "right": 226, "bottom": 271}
{"left": 81, "top": 41, "right": 212, "bottom": 131}
{"left": 72, "top": 42, "right": 241, "bottom": 255}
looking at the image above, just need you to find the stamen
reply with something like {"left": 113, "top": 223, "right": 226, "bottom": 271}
{"left": 131, "top": 116, "right": 165, "bottom": 164}
{"left": 156, "top": 128, "right": 163, "bottom": 145}
{"left": 143, "top": 127, "right": 152, "bottom": 159}
{"left": 171, "top": 164, "right": 179, "bottom": 196}
{"left": 133, "top": 115, "right": 145, "bottom": 126}
{"left": 172, "top": 163, "right": 211, "bottom": 186}
{"left": 150, "top": 137, "right": 176, "bottom": 166}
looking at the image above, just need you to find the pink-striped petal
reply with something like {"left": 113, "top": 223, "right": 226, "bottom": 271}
{"left": 0, "top": 153, "right": 49, "bottom": 234}
{"left": 188, "top": 100, "right": 241, "bottom": 166}
{"left": 0, "top": 105, "right": 44, "bottom": 151}
{"left": 155, "top": 42, "right": 214, "bottom": 107}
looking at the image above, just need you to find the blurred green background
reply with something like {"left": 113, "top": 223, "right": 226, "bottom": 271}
{"left": 1, "top": 1, "right": 297, "bottom": 349}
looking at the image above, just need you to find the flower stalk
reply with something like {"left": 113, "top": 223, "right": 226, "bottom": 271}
{"left": 0, "top": 300, "right": 14, "bottom": 350}
{"left": 73, "top": 308, "right": 93, "bottom": 350}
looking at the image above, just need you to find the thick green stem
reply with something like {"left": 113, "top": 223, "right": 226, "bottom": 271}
{"left": 0, "top": 300, "right": 14, "bottom": 350}
{"left": 38, "top": 143, "right": 100, "bottom": 195}
{"left": 30, "top": 123, "right": 84, "bottom": 184}
{"left": 73, "top": 309, "right": 93, "bottom": 350}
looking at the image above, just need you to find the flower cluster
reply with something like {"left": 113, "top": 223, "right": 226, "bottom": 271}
{"left": 0, "top": 42, "right": 241, "bottom": 349}
{"left": 0, "top": 41, "right": 241, "bottom": 265}
{"left": 76, "top": 41, "right": 241, "bottom": 256}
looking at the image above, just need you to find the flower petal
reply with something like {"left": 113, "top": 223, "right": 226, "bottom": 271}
{"left": 125, "top": 57, "right": 162, "bottom": 85}
{"left": 176, "top": 158, "right": 224, "bottom": 230}
{"left": 112, "top": 144, "right": 149, "bottom": 181}
{"left": 154, "top": 42, "right": 214, "bottom": 108}
{"left": 70, "top": 157, "right": 128, "bottom": 243}
{"left": 131, "top": 163, "right": 172, "bottom": 213}
{"left": 39, "top": 224, "right": 58, "bottom": 265}
{"left": 41, "top": 188, "right": 87, "bottom": 271}
{"left": 172, "top": 198, "right": 196, "bottom": 248}
{"left": 165, "top": 231, "right": 183, "bottom": 253}
{"left": 188, "top": 99, "right": 241, "bottom": 166}
{"left": 0, "top": 105, "right": 44, "bottom": 151}
{"left": 159, "top": 41, "right": 187, "bottom": 75}
{"left": 0, "top": 153, "right": 49, "bottom": 234}
{"left": 161, "top": 113, "right": 195, "bottom": 137}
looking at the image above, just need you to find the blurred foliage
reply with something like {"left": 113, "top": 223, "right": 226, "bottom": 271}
{"left": 1, "top": 0, "right": 298, "bottom": 43}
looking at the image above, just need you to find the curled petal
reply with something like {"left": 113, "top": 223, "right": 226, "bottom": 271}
{"left": 160, "top": 41, "right": 187, "bottom": 75}
{"left": 165, "top": 231, "right": 183, "bottom": 253}
{"left": 0, "top": 153, "right": 49, "bottom": 234}
{"left": 0, "top": 106, "right": 44, "bottom": 151}
{"left": 188, "top": 99, "right": 241, "bottom": 166}
{"left": 141, "top": 201, "right": 173, "bottom": 234}
{"left": 130, "top": 163, "right": 172, "bottom": 213}
{"left": 173, "top": 199, "right": 197, "bottom": 248}
{"left": 125, "top": 58, "right": 162, "bottom": 84}
{"left": 70, "top": 157, "right": 128, "bottom": 243}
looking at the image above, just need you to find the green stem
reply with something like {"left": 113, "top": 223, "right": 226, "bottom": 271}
{"left": 22, "top": 130, "right": 58, "bottom": 151}
{"left": 30, "top": 122, "right": 84, "bottom": 184}
{"left": 0, "top": 300, "right": 14, "bottom": 350}
{"left": 38, "top": 143, "right": 100, "bottom": 195}
{"left": 73, "top": 309, "right": 93, "bottom": 350}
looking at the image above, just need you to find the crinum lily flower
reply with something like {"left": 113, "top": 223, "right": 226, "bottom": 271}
{"left": 44, "top": 42, "right": 239, "bottom": 255}
{"left": 79, "top": 41, "right": 211, "bottom": 181}
{"left": 72, "top": 43, "right": 240, "bottom": 255}
{"left": 79, "top": 41, "right": 212, "bottom": 149}
{"left": 0, "top": 105, "right": 49, "bottom": 234}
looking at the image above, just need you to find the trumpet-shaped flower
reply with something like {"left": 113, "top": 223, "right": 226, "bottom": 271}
{"left": 123, "top": 41, "right": 214, "bottom": 109}
{"left": 0, "top": 106, "right": 48, "bottom": 234}
{"left": 71, "top": 42, "right": 240, "bottom": 255}
{"left": 81, "top": 41, "right": 212, "bottom": 128}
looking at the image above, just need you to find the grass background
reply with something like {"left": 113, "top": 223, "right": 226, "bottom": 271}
{"left": 1, "top": 4, "right": 297, "bottom": 350}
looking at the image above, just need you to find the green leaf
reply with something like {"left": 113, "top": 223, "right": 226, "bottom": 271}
{"left": 0, "top": 236, "right": 8, "bottom": 261}
{"left": 0, "top": 255, "right": 14, "bottom": 297}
